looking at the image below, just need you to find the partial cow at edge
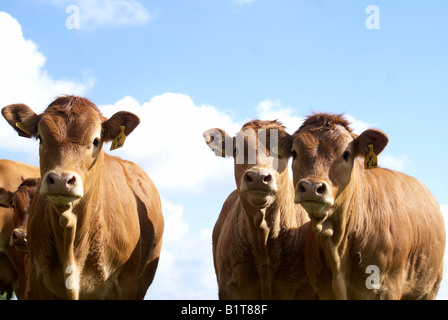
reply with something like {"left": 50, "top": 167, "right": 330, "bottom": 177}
{"left": 0, "top": 160, "right": 40, "bottom": 299}
{"left": 2, "top": 95, "right": 164, "bottom": 300}
{"left": 277, "top": 113, "right": 445, "bottom": 300}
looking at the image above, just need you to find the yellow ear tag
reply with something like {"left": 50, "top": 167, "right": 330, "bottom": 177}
{"left": 110, "top": 126, "right": 127, "bottom": 151}
{"left": 364, "top": 144, "right": 378, "bottom": 170}
{"left": 15, "top": 122, "right": 31, "bottom": 137}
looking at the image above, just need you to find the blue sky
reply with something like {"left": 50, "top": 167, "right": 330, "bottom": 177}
{"left": 0, "top": 0, "right": 447, "bottom": 299}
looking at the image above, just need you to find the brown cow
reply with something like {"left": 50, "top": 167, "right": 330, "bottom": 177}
{"left": 276, "top": 113, "right": 445, "bottom": 299}
{"left": 2, "top": 95, "right": 164, "bottom": 300}
{"left": 0, "top": 160, "right": 39, "bottom": 299}
{"left": 0, "top": 178, "right": 39, "bottom": 300}
{"left": 0, "top": 178, "right": 40, "bottom": 252}
{"left": 203, "top": 120, "right": 310, "bottom": 299}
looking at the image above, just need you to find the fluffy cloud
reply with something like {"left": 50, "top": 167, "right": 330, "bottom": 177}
{"left": 44, "top": 0, "right": 151, "bottom": 30}
{"left": 255, "top": 99, "right": 304, "bottom": 134}
{"left": 0, "top": 12, "right": 93, "bottom": 158}
{"left": 98, "top": 93, "right": 241, "bottom": 192}
{"left": 146, "top": 198, "right": 216, "bottom": 299}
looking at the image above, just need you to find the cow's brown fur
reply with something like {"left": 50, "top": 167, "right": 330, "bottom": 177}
{"left": 2, "top": 96, "right": 164, "bottom": 299}
{"left": 0, "top": 160, "right": 39, "bottom": 299}
{"left": 281, "top": 113, "right": 445, "bottom": 299}
{"left": 204, "top": 120, "right": 311, "bottom": 299}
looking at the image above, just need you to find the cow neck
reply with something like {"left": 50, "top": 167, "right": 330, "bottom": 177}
{"left": 49, "top": 152, "right": 104, "bottom": 300}
{"left": 240, "top": 173, "right": 299, "bottom": 300}
{"left": 313, "top": 161, "right": 363, "bottom": 299}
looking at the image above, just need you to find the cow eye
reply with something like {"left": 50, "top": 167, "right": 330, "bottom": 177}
{"left": 291, "top": 150, "right": 298, "bottom": 160}
{"left": 93, "top": 138, "right": 100, "bottom": 147}
{"left": 343, "top": 150, "right": 350, "bottom": 161}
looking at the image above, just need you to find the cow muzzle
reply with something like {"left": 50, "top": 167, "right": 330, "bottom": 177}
{"left": 240, "top": 168, "right": 277, "bottom": 207}
{"left": 294, "top": 178, "right": 334, "bottom": 219}
{"left": 9, "top": 228, "right": 28, "bottom": 253}
{"left": 41, "top": 170, "right": 84, "bottom": 205}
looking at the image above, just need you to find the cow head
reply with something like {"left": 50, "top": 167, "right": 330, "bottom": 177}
{"left": 2, "top": 96, "right": 140, "bottom": 210}
{"left": 276, "top": 113, "right": 388, "bottom": 228}
{"left": 203, "top": 120, "right": 291, "bottom": 209}
{"left": 0, "top": 178, "right": 40, "bottom": 252}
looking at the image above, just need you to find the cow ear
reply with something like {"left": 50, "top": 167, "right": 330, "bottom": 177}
{"left": 203, "top": 128, "right": 233, "bottom": 158}
{"left": 353, "top": 129, "right": 389, "bottom": 157}
{"left": 2, "top": 104, "right": 39, "bottom": 138}
{"left": 102, "top": 111, "right": 140, "bottom": 143}
{"left": 0, "top": 187, "right": 13, "bottom": 208}
{"left": 273, "top": 130, "right": 294, "bottom": 159}
{"left": 260, "top": 129, "right": 293, "bottom": 159}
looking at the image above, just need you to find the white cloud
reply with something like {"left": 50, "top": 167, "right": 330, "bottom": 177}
{"left": 0, "top": 12, "right": 93, "bottom": 158}
{"left": 98, "top": 93, "right": 241, "bottom": 192}
{"left": 254, "top": 100, "right": 373, "bottom": 136}
{"left": 44, "top": 0, "right": 151, "bottom": 30}
{"left": 255, "top": 99, "right": 304, "bottom": 134}
{"left": 146, "top": 198, "right": 217, "bottom": 300}
{"left": 344, "top": 114, "right": 370, "bottom": 135}
{"left": 161, "top": 198, "right": 189, "bottom": 244}
{"left": 380, "top": 154, "right": 408, "bottom": 171}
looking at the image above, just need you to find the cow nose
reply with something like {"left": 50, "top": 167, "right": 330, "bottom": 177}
{"left": 245, "top": 171, "right": 272, "bottom": 186}
{"left": 297, "top": 179, "right": 330, "bottom": 200}
{"left": 242, "top": 169, "right": 276, "bottom": 193}
{"left": 10, "top": 228, "right": 27, "bottom": 247}
{"left": 46, "top": 172, "right": 77, "bottom": 191}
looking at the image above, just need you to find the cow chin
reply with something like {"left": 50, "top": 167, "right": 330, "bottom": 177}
{"left": 300, "top": 201, "right": 329, "bottom": 219}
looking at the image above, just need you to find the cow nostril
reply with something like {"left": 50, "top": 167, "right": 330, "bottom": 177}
{"left": 47, "top": 175, "right": 55, "bottom": 185}
{"left": 67, "top": 176, "right": 76, "bottom": 186}
{"left": 316, "top": 184, "right": 326, "bottom": 195}
{"left": 298, "top": 183, "right": 306, "bottom": 194}
{"left": 245, "top": 174, "right": 253, "bottom": 183}
{"left": 263, "top": 174, "right": 272, "bottom": 184}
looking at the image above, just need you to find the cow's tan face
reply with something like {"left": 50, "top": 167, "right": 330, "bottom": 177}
{"left": 284, "top": 116, "right": 389, "bottom": 228}
{"left": 203, "top": 121, "right": 290, "bottom": 209}
{"left": 233, "top": 128, "right": 289, "bottom": 208}
{"left": 0, "top": 178, "right": 40, "bottom": 252}
{"left": 2, "top": 96, "right": 140, "bottom": 210}
{"left": 291, "top": 125, "right": 355, "bottom": 221}
{"left": 38, "top": 109, "right": 103, "bottom": 206}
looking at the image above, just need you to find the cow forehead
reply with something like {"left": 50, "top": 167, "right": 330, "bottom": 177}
{"left": 39, "top": 108, "right": 103, "bottom": 144}
{"left": 295, "top": 124, "right": 353, "bottom": 156}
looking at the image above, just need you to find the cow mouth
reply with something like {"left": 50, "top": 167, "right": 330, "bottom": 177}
{"left": 14, "top": 244, "right": 29, "bottom": 253}
{"left": 247, "top": 189, "right": 274, "bottom": 198}
{"left": 45, "top": 193, "right": 81, "bottom": 205}
{"left": 244, "top": 189, "right": 276, "bottom": 207}
{"left": 299, "top": 200, "right": 329, "bottom": 220}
